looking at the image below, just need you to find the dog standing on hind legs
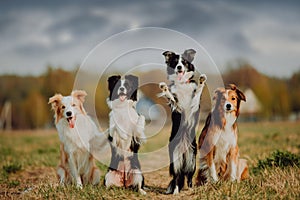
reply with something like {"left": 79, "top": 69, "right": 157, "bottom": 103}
{"left": 104, "top": 74, "right": 146, "bottom": 195}
{"left": 159, "top": 49, "right": 207, "bottom": 194}
{"left": 196, "top": 84, "right": 249, "bottom": 186}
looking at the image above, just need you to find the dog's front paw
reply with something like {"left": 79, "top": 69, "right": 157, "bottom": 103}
{"left": 159, "top": 82, "right": 168, "bottom": 91}
{"left": 157, "top": 82, "right": 175, "bottom": 102}
{"left": 199, "top": 74, "right": 207, "bottom": 85}
{"left": 76, "top": 183, "right": 83, "bottom": 189}
{"left": 139, "top": 189, "right": 147, "bottom": 195}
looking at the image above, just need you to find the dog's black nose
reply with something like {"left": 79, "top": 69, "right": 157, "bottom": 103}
{"left": 226, "top": 104, "right": 231, "bottom": 110}
{"left": 66, "top": 111, "right": 72, "bottom": 117}
{"left": 120, "top": 87, "right": 125, "bottom": 92}
{"left": 177, "top": 65, "right": 182, "bottom": 70}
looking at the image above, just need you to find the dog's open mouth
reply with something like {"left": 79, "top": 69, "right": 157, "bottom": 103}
{"left": 67, "top": 116, "right": 76, "bottom": 128}
{"left": 177, "top": 70, "right": 184, "bottom": 80}
{"left": 119, "top": 93, "right": 127, "bottom": 102}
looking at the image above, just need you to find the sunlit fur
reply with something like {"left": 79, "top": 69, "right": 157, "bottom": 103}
{"left": 48, "top": 90, "right": 100, "bottom": 188}
{"left": 105, "top": 75, "right": 146, "bottom": 195}
{"left": 196, "top": 84, "right": 249, "bottom": 186}
{"left": 160, "top": 49, "right": 207, "bottom": 194}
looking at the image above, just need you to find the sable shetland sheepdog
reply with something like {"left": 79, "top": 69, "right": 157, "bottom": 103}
{"left": 105, "top": 74, "right": 146, "bottom": 195}
{"left": 159, "top": 49, "right": 207, "bottom": 194}
{"left": 48, "top": 90, "right": 101, "bottom": 188}
{"left": 196, "top": 84, "right": 249, "bottom": 185}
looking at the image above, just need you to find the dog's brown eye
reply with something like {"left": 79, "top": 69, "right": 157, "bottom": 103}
{"left": 232, "top": 97, "right": 236, "bottom": 100}
{"left": 72, "top": 104, "right": 76, "bottom": 107}
{"left": 62, "top": 105, "right": 65, "bottom": 109}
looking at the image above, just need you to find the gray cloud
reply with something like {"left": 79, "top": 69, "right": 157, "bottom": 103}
{"left": 0, "top": 0, "right": 299, "bottom": 77}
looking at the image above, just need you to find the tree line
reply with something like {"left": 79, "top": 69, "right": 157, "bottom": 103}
{"left": 0, "top": 64, "right": 299, "bottom": 129}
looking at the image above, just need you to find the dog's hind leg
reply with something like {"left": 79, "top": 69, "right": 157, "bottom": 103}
{"left": 237, "top": 158, "right": 249, "bottom": 181}
{"left": 174, "top": 173, "right": 185, "bottom": 195}
{"left": 166, "top": 178, "right": 176, "bottom": 194}
{"left": 57, "top": 144, "right": 70, "bottom": 185}
{"left": 57, "top": 165, "right": 68, "bottom": 185}
{"left": 132, "top": 170, "right": 146, "bottom": 195}
{"left": 166, "top": 173, "right": 184, "bottom": 195}
{"left": 90, "top": 166, "right": 101, "bottom": 185}
{"left": 187, "top": 170, "right": 194, "bottom": 188}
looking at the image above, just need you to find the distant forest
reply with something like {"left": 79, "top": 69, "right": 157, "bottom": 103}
{"left": 0, "top": 64, "right": 300, "bottom": 129}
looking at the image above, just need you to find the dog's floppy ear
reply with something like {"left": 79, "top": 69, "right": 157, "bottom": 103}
{"left": 108, "top": 75, "right": 121, "bottom": 101}
{"left": 227, "top": 84, "right": 246, "bottom": 102}
{"left": 182, "top": 49, "right": 196, "bottom": 63}
{"left": 48, "top": 94, "right": 63, "bottom": 110}
{"left": 71, "top": 90, "right": 87, "bottom": 103}
{"left": 162, "top": 51, "right": 176, "bottom": 64}
{"left": 236, "top": 88, "right": 246, "bottom": 102}
{"left": 125, "top": 74, "right": 138, "bottom": 101}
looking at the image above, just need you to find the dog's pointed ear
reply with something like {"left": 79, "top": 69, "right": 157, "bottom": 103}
{"left": 71, "top": 90, "right": 87, "bottom": 103}
{"left": 125, "top": 75, "right": 138, "bottom": 101}
{"left": 48, "top": 94, "right": 63, "bottom": 110}
{"left": 162, "top": 51, "right": 176, "bottom": 63}
{"left": 182, "top": 49, "right": 196, "bottom": 63}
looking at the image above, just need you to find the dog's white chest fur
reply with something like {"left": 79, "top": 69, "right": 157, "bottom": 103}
{"left": 214, "top": 128, "right": 236, "bottom": 163}
{"left": 214, "top": 115, "right": 237, "bottom": 165}
{"left": 108, "top": 99, "right": 146, "bottom": 155}
{"left": 109, "top": 100, "right": 139, "bottom": 139}
{"left": 171, "top": 83, "right": 196, "bottom": 114}
{"left": 56, "top": 114, "right": 96, "bottom": 152}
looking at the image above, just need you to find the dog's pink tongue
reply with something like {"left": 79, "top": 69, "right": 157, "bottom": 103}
{"left": 178, "top": 72, "right": 184, "bottom": 80}
{"left": 119, "top": 95, "right": 126, "bottom": 102}
{"left": 68, "top": 118, "right": 75, "bottom": 128}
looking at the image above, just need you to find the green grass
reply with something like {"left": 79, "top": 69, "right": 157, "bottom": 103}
{"left": 0, "top": 122, "right": 300, "bottom": 199}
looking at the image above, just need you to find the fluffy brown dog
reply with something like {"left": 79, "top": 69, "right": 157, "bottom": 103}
{"left": 196, "top": 84, "right": 249, "bottom": 185}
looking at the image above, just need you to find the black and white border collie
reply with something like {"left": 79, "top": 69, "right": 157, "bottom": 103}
{"left": 104, "top": 74, "right": 146, "bottom": 195}
{"left": 158, "top": 49, "right": 207, "bottom": 194}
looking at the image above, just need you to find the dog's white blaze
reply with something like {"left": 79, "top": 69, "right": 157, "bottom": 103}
{"left": 117, "top": 79, "right": 127, "bottom": 96}
{"left": 175, "top": 57, "right": 184, "bottom": 74}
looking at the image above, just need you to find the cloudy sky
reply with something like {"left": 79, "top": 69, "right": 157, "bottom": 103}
{"left": 0, "top": 0, "right": 300, "bottom": 77}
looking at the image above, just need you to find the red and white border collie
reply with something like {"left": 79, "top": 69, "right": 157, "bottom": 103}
{"left": 159, "top": 49, "right": 207, "bottom": 194}
{"left": 196, "top": 84, "right": 249, "bottom": 185}
{"left": 48, "top": 90, "right": 101, "bottom": 188}
{"left": 105, "top": 75, "right": 146, "bottom": 195}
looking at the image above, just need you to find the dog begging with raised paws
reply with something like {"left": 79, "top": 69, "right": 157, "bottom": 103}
{"left": 158, "top": 49, "right": 207, "bottom": 194}
{"left": 105, "top": 74, "right": 146, "bottom": 195}
{"left": 196, "top": 84, "right": 249, "bottom": 186}
{"left": 49, "top": 90, "right": 101, "bottom": 189}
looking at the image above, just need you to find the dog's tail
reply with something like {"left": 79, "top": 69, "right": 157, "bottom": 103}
{"left": 89, "top": 128, "right": 110, "bottom": 160}
{"left": 195, "top": 160, "right": 209, "bottom": 186}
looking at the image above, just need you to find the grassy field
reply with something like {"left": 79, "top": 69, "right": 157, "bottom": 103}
{"left": 0, "top": 121, "right": 299, "bottom": 199}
